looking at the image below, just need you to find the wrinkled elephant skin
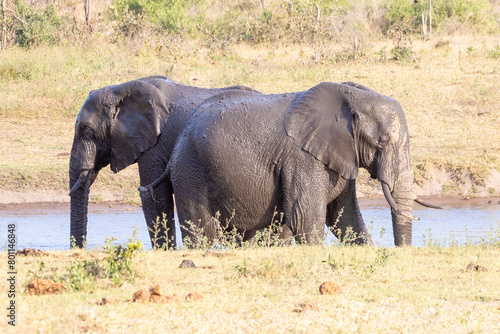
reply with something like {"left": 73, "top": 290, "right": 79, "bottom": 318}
{"left": 169, "top": 82, "right": 417, "bottom": 246}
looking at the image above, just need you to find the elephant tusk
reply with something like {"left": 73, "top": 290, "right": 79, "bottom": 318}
{"left": 399, "top": 211, "right": 420, "bottom": 221}
{"left": 414, "top": 197, "right": 443, "bottom": 209}
{"left": 381, "top": 182, "right": 420, "bottom": 221}
{"left": 381, "top": 181, "right": 399, "bottom": 210}
{"left": 69, "top": 170, "right": 89, "bottom": 196}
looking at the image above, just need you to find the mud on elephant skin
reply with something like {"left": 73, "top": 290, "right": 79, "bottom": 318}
{"left": 164, "top": 81, "right": 439, "bottom": 247}
{"left": 69, "top": 76, "right": 260, "bottom": 249}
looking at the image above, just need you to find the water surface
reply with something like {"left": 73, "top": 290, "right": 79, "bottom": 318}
{"left": 1, "top": 199, "right": 499, "bottom": 250}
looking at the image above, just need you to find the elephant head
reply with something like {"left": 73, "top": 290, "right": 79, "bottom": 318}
{"left": 69, "top": 78, "right": 169, "bottom": 247}
{"left": 285, "top": 82, "right": 417, "bottom": 246}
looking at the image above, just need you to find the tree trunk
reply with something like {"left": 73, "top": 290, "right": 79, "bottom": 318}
{"left": 428, "top": 0, "right": 432, "bottom": 34}
{"left": 84, "top": 0, "right": 91, "bottom": 25}
{"left": 1, "top": 0, "right": 6, "bottom": 50}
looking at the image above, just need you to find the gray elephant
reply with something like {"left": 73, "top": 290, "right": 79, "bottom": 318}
{"left": 162, "top": 81, "right": 438, "bottom": 246}
{"left": 69, "top": 76, "right": 259, "bottom": 249}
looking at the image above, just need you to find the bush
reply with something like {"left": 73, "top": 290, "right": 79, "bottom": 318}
{"left": 66, "top": 235, "right": 143, "bottom": 291}
{"left": 384, "top": 0, "right": 498, "bottom": 35}
{"left": 112, "top": 0, "right": 207, "bottom": 35}
{"left": 14, "top": 1, "right": 69, "bottom": 48}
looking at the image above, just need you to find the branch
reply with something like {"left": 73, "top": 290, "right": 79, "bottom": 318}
{"left": 4, "top": 8, "right": 26, "bottom": 25}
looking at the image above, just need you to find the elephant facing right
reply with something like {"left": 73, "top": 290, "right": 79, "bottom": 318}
{"left": 150, "top": 81, "right": 436, "bottom": 246}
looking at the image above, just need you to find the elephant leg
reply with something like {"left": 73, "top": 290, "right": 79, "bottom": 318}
{"left": 138, "top": 158, "right": 176, "bottom": 250}
{"left": 241, "top": 223, "right": 292, "bottom": 247}
{"left": 281, "top": 166, "right": 327, "bottom": 245}
{"left": 326, "top": 179, "right": 372, "bottom": 245}
{"left": 177, "top": 203, "right": 216, "bottom": 249}
{"left": 139, "top": 178, "right": 176, "bottom": 249}
{"left": 286, "top": 198, "right": 326, "bottom": 244}
{"left": 277, "top": 224, "right": 294, "bottom": 246}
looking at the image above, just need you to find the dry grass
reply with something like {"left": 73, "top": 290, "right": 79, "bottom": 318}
{"left": 1, "top": 244, "right": 499, "bottom": 333}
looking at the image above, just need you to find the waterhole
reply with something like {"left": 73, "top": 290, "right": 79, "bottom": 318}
{"left": 1, "top": 199, "right": 498, "bottom": 250}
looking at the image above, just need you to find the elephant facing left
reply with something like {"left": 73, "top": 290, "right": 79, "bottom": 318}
{"left": 69, "top": 76, "right": 259, "bottom": 249}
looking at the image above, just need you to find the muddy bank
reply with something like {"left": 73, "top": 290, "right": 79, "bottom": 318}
{"left": 1, "top": 194, "right": 499, "bottom": 212}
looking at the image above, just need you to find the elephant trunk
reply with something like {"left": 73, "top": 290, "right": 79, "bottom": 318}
{"left": 70, "top": 170, "right": 93, "bottom": 248}
{"left": 385, "top": 184, "right": 415, "bottom": 246}
{"left": 380, "top": 153, "right": 416, "bottom": 246}
{"left": 69, "top": 141, "right": 96, "bottom": 248}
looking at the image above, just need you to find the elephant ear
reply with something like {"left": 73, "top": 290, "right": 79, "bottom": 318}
{"left": 284, "top": 82, "right": 359, "bottom": 179}
{"left": 341, "top": 81, "right": 376, "bottom": 94}
{"left": 109, "top": 80, "right": 168, "bottom": 173}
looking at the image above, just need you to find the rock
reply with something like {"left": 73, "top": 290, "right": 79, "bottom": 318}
{"left": 149, "top": 294, "right": 177, "bottom": 303}
{"left": 203, "top": 250, "right": 234, "bottom": 258}
{"left": 179, "top": 259, "right": 196, "bottom": 268}
{"left": 200, "top": 265, "right": 215, "bottom": 269}
{"left": 466, "top": 262, "right": 488, "bottom": 272}
{"left": 132, "top": 289, "right": 151, "bottom": 303}
{"left": 292, "top": 303, "right": 318, "bottom": 313}
{"left": 131, "top": 285, "right": 178, "bottom": 304}
{"left": 26, "top": 279, "right": 66, "bottom": 295}
{"left": 185, "top": 292, "right": 204, "bottom": 301}
{"left": 17, "top": 248, "right": 49, "bottom": 257}
{"left": 319, "top": 281, "right": 341, "bottom": 295}
{"left": 99, "top": 297, "right": 120, "bottom": 305}
{"left": 150, "top": 284, "right": 162, "bottom": 296}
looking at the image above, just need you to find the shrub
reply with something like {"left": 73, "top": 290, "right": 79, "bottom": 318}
{"left": 14, "top": 1, "right": 69, "bottom": 48}
{"left": 112, "top": 0, "right": 207, "bottom": 36}
{"left": 384, "top": 0, "right": 498, "bottom": 35}
{"left": 66, "top": 234, "right": 143, "bottom": 291}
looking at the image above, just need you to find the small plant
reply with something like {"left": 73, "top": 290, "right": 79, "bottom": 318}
{"left": 65, "top": 231, "right": 142, "bottom": 291}
{"left": 252, "top": 209, "right": 286, "bottom": 248}
{"left": 149, "top": 213, "right": 170, "bottom": 250}
{"left": 234, "top": 258, "right": 249, "bottom": 277}
{"left": 328, "top": 207, "right": 363, "bottom": 246}
{"left": 391, "top": 45, "right": 412, "bottom": 62}
{"left": 365, "top": 247, "right": 394, "bottom": 273}
{"left": 182, "top": 211, "right": 245, "bottom": 250}
{"left": 374, "top": 247, "right": 393, "bottom": 266}
{"left": 423, "top": 227, "right": 433, "bottom": 246}
{"left": 376, "top": 45, "right": 388, "bottom": 62}
{"left": 103, "top": 234, "right": 143, "bottom": 285}
{"left": 488, "top": 46, "right": 500, "bottom": 59}
{"left": 325, "top": 253, "right": 345, "bottom": 271}
{"left": 256, "top": 259, "right": 276, "bottom": 278}
{"left": 27, "top": 259, "right": 46, "bottom": 280}
{"left": 66, "top": 260, "right": 95, "bottom": 292}
{"left": 70, "top": 235, "right": 86, "bottom": 249}
{"left": 379, "top": 225, "right": 387, "bottom": 242}
{"left": 480, "top": 223, "right": 500, "bottom": 246}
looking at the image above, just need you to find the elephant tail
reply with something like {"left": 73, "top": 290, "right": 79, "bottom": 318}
{"left": 138, "top": 163, "right": 171, "bottom": 201}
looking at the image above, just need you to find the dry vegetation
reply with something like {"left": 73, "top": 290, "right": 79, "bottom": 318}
{"left": 1, "top": 243, "right": 500, "bottom": 333}
{"left": 0, "top": 0, "right": 499, "bottom": 203}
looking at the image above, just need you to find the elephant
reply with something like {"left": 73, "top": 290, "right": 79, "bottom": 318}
{"left": 68, "top": 76, "right": 260, "bottom": 249}
{"left": 159, "top": 81, "right": 439, "bottom": 247}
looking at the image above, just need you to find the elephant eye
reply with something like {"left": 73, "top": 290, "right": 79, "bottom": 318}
{"left": 378, "top": 134, "right": 390, "bottom": 147}
{"left": 82, "top": 126, "right": 94, "bottom": 139}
